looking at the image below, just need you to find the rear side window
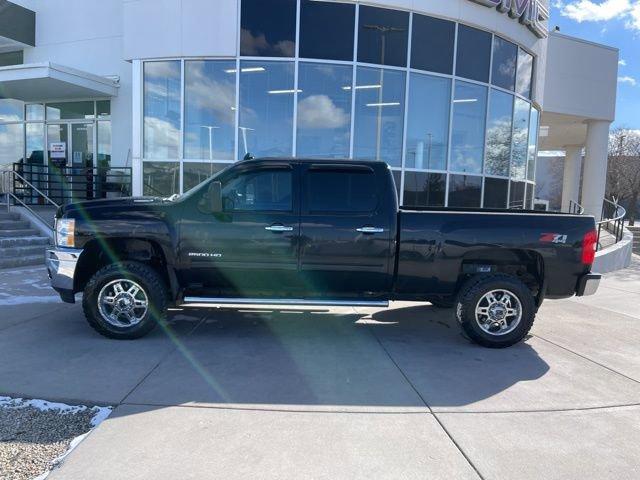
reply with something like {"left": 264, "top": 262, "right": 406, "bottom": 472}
{"left": 222, "top": 169, "right": 292, "bottom": 212}
{"left": 307, "top": 169, "right": 378, "bottom": 213}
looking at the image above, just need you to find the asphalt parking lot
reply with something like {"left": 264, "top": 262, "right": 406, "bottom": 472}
{"left": 1, "top": 258, "right": 640, "bottom": 479}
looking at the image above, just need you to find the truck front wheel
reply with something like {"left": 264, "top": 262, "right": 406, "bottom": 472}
{"left": 455, "top": 274, "right": 536, "bottom": 348}
{"left": 82, "top": 261, "right": 168, "bottom": 339}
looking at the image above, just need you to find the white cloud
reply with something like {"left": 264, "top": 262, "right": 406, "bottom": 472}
{"left": 618, "top": 75, "right": 637, "bottom": 85}
{"left": 619, "top": 59, "right": 627, "bottom": 66}
{"left": 297, "top": 95, "right": 349, "bottom": 130}
{"left": 559, "top": 0, "right": 640, "bottom": 30}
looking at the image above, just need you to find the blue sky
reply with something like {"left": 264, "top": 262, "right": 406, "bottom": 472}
{"left": 550, "top": 1, "right": 640, "bottom": 129}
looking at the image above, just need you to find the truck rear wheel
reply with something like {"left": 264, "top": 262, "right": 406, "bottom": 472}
{"left": 82, "top": 261, "right": 168, "bottom": 339}
{"left": 455, "top": 274, "right": 536, "bottom": 348}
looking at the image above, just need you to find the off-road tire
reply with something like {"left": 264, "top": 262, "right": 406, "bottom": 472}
{"left": 82, "top": 261, "right": 168, "bottom": 339}
{"left": 455, "top": 274, "right": 536, "bottom": 348}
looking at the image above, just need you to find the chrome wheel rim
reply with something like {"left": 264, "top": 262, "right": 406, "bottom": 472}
{"left": 474, "top": 289, "right": 522, "bottom": 336}
{"left": 98, "top": 279, "right": 149, "bottom": 328}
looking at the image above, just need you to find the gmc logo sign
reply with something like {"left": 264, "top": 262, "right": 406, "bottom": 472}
{"left": 469, "top": 0, "right": 549, "bottom": 38}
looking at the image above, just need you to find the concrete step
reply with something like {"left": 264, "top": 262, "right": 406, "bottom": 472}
{"left": 0, "top": 236, "right": 49, "bottom": 248}
{"left": 0, "top": 220, "right": 30, "bottom": 230}
{"left": 0, "top": 254, "right": 44, "bottom": 269}
{"left": 0, "top": 244, "right": 47, "bottom": 258}
{"left": 0, "top": 212, "right": 20, "bottom": 221}
{"left": 0, "top": 228, "right": 39, "bottom": 237}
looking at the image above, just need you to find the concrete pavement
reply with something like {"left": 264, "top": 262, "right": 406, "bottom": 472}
{"left": 0, "top": 258, "right": 639, "bottom": 479}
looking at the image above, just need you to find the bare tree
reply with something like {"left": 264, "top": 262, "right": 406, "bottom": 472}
{"left": 607, "top": 128, "right": 640, "bottom": 225}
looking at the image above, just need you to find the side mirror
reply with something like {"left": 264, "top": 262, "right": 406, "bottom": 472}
{"left": 209, "top": 181, "right": 223, "bottom": 213}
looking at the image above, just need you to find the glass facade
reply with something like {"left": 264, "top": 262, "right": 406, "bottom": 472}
{"left": 140, "top": 0, "right": 539, "bottom": 206}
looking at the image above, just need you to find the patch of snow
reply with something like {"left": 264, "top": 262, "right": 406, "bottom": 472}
{"left": 0, "top": 295, "right": 61, "bottom": 305}
{"left": 0, "top": 396, "right": 112, "bottom": 480}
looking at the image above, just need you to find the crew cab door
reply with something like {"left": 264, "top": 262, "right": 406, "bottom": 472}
{"left": 298, "top": 164, "right": 393, "bottom": 298}
{"left": 178, "top": 163, "right": 300, "bottom": 296}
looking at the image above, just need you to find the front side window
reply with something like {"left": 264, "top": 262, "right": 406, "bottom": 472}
{"left": 143, "top": 61, "right": 181, "bottom": 159}
{"left": 222, "top": 169, "right": 292, "bottom": 212}
{"left": 450, "top": 81, "right": 487, "bottom": 174}
{"left": 353, "top": 66, "right": 405, "bottom": 167}
{"left": 296, "top": 62, "right": 352, "bottom": 158}
{"left": 240, "top": 0, "right": 296, "bottom": 57}
{"left": 357, "top": 6, "right": 409, "bottom": 67}
{"left": 405, "top": 73, "right": 450, "bottom": 170}
{"left": 307, "top": 169, "right": 377, "bottom": 213}
{"left": 299, "top": 0, "right": 355, "bottom": 61}
{"left": 485, "top": 89, "right": 514, "bottom": 177}
{"left": 238, "top": 61, "right": 295, "bottom": 158}
{"left": 184, "top": 60, "right": 236, "bottom": 160}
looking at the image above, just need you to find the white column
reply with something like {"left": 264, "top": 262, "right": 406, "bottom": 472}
{"left": 131, "top": 59, "right": 143, "bottom": 196}
{"left": 561, "top": 145, "right": 582, "bottom": 212}
{"left": 581, "top": 120, "right": 611, "bottom": 219}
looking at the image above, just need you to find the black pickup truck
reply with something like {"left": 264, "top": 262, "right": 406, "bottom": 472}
{"left": 47, "top": 158, "right": 600, "bottom": 348}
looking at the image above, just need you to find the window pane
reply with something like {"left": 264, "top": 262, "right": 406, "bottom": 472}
{"left": 0, "top": 123, "right": 24, "bottom": 169}
{"left": 144, "top": 61, "right": 181, "bottom": 159}
{"left": 97, "top": 121, "right": 111, "bottom": 167}
{"left": 0, "top": 99, "right": 23, "bottom": 122}
{"left": 46, "top": 101, "right": 95, "bottom": 120}
{"left": 405, "top": 73, "right": 450, "bottom": 170}
{"left": 143, "top": 162, "right": 179, "bottom": 197}
{"left": 411, "top": 14, "right": 455, "bottom": 74}
{"left": 357, "top": 6, "right": 409, "bottom": 67}
{"left": 97, "top": 100, "right": 111, "bottom": 118}
{"left": 485, "top": 89, "right": 513, "bottom": 177}
{"left": 223, "top": 169, "right": 292, "bottom": 212}
{"left": 525, "top": 183, "right": 534, "bottom": 209}
{"left": 448, "top": 174, "right": 482, "bottom": 208}
{"left": 516, "top": 48, "right": 534, "bottom": 98}
{"left": 307, "top": 170, "right": 377, "bottom": 213}
{"left": 451, "top": 81, "right": 487, "bottom": 174}
{"left": 509, "top": 180, "right": 526, "bottom": 209}
{"left": 483, "top": 177, "right": 508, "bottom": 208}
{"left": 511, "top": 98, "right": 530, "bottom": 180}
{"left": 353, "top": 66, "right": 405, "bottom": 167}
{"left": 456, "top": 25, "right": 491, "bottom": 83}
{"left": 239, "top": 61, "right": 295, "bottom": 158}
{"left": 491, "top": 36, "right": 517, "bottom": 91}
{"left": 300, "top": 0, "right": 355, "bottom": 61}
{"left": 403, "top": 171, "right": 446, "bottom": 207}
{"left": 241, "top": 0, "right": 296, "bottom": 57}
{"left": 26, "top": 104, "right": 44, "bottom": 121}
{"left": 183, "top": 162, "right": 226, "bottom": 192}
{"left": 527, "top": 107, "right": 539, "bottom": 181}
{"left": 26, "top": 123, "right": 44, "bottom": 165}
{"left": 0, "top": 50, "right": 22, "bottom": 67}
{"left": 184, "top": 60, "right": 236, "bottom": 161}
{"left": 296, "top": 62, "right": 352, "bottom": 158}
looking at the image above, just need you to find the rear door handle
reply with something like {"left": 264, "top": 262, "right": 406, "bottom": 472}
{"left": 265, "top": 224, "right": 294, "bottom": 232}
{"left": 356, "top": 226, "right": 384, "bottom": 234}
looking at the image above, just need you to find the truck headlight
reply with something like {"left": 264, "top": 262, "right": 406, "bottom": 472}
{"left": 55, "top": 218, "right": 76, "bottom": 248}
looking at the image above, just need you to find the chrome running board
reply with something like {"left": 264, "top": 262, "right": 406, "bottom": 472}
{"left": 181, "top": 297, "right": 389, "bottom": 308}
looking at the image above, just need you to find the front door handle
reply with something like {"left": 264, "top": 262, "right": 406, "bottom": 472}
{"left": 265, "top": 224, "right": 294, "bottom": 232}
{"left": 356, "top": 226, "right": 384, "bottom": 234}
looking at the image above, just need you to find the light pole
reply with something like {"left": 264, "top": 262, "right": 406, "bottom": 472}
{"left": 200, "top": 125, "right": 219, "bottom": 161}
{"left": 238, "top": 127, "right": 255, "bottom": 156}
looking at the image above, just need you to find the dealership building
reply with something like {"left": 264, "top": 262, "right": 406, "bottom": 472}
{"left": 0, "top": 0, "right": 619, "bottom": 218}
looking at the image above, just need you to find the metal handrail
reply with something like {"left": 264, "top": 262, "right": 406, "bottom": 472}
{"left": 569, "top": 200, "right": 585, "bottom": 215}
{"left": 596, "top": 197, "right": 626, "bottom": 250}
{"left": 2, "top": 170, "right": 59, "bottom": 232}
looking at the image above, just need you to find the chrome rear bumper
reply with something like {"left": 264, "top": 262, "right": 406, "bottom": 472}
{"left": 576, "top": 273, "right": 601, "bottom": 297}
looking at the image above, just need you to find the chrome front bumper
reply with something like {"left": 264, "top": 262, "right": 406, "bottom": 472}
{"left": 576, "top": 273, "right": 602, "bottom": 297}
{"left": 46, "top": 247, "right": 83, "bottom": 303}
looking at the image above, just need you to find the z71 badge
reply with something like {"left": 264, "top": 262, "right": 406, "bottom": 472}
{"left": 540, "top": 233, "right": 567, "bottom": 244}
